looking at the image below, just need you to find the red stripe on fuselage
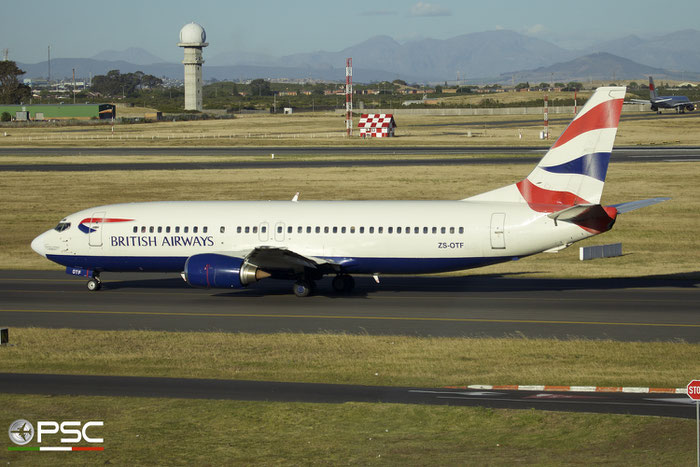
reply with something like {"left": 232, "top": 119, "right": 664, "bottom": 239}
{"left": 516, "top": 179, "right": 590, "bottom": 213}
{"left": 552, "top": 98, "right": 623, "bottom": 149}
{"left": 79, "top": 218, "right": 134, "bottom": 224}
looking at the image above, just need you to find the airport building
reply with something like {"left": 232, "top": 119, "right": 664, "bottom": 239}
{"left": 357, "top": 113, "right": 397, "bottom": 137}
{"left": 0, "top": 104, "right": 116, "bottom": 121}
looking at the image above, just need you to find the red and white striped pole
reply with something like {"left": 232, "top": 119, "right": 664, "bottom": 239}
{"left": 345, "top": 58, "right": 353, "bottom": 136}
{"left": 544, "top": 94, "right": 549, "bottom": 139}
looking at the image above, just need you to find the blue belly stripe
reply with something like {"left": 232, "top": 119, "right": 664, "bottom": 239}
{"left": 47, "top": 254, "right": 515, "bottom": 275}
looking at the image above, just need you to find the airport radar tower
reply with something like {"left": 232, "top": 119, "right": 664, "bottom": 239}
{"left": 178, "top": 22, "right": 208, "bottom": 111}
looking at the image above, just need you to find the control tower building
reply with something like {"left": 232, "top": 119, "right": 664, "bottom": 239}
{"left": 177, "top": 22, "right": 208, "bottom": 111}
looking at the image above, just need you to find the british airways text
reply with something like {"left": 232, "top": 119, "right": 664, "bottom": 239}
{"left": 110, "top": 235, "right": 215, "bottom": 247}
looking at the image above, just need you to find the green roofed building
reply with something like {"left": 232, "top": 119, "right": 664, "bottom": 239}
{"left": 0, "top": 104, "right": 116, "bottom": 120}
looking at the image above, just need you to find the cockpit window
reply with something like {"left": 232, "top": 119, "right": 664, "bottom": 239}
{"left": 54, "top": 222, "right": 71, "bottom": 232}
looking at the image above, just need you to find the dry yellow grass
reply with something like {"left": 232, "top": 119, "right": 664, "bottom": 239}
{"left": 436, "top": 90, "right": 592, "bottom": 106}
{"left": 2, "top": 162, "right": 697, "bottom": 279}
{"left": 4, "top": 328, "right": 698, "bottom": 387}
{"left": 2, "top": 110, "right": 700, "bottom": 146}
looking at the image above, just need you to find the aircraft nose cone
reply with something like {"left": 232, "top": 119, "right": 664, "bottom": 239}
{"left": 31, "top": 232, "right": 47, "bottom": 257}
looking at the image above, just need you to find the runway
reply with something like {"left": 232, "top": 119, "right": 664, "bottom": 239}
{"left": 0, "top": 146, "right": 699, "bottom": 171}
{"left": 1, "top": 271, "right": 698, "bottom": 341}
{"left": 0, "top": 373, "right": 694, "bottom": 418}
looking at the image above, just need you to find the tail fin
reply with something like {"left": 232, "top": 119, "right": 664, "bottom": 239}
{"left": 649, "top": 76, "right": 657, "bottom": 100}
{"left": 466, "top": 87, "right": 626, "bottom": 209}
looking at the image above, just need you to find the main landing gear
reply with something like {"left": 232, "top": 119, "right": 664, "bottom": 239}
{"left": 292, "top": 274, "right": 355, "bottom": 297}
{"left": 86, "top": 273, "right": 102, "bottom": 291}
{"left": 293, "top": 279, "right": 315, "bottom": 297}
{"left": 332, "top": 274, "right": 355, "bottom": 294}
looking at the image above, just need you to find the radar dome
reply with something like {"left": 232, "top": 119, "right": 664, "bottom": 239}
{"left": 179, "top": 22, "right": 206, "bottom": 44}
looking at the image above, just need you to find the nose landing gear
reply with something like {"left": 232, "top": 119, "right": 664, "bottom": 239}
{"left": 86, "top": 274, "right": 102, "bottom": 291}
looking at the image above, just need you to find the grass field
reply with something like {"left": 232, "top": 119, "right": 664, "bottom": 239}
{"left": 2, "top": 328, "right": 698, "bottom": 464}
{"left": 2, "top": 110, "right": 700, "bottom": 147}
{"left": 1, "top": 395, "right": 694, "bottom": 465}
{"left": 4, "top": 328, "right": 699, "bottom": 387}
{"left": 3, "top": 162, "right": 697, "bottom": 279}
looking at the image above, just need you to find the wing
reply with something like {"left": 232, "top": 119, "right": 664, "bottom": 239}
{"left": 243, "top": 246, "right": 341, "bottom": 278}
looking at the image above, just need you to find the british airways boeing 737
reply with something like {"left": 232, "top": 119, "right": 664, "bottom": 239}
{"left": 31, "top": 87, "right": 668, "bottom": 296}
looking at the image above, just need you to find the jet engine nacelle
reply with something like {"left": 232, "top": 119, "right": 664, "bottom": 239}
{"left": 183, "top": 253, "right": 267, "bottom": 288}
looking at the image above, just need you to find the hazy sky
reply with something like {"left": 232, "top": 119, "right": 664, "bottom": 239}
{"left": 3, "top": 0, "right": 699, "bottom": 63}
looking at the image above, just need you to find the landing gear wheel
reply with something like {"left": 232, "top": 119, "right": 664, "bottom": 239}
{"left": 86, "top": 277, "right": 102, "bottom": 291}
{"left": 332, "top": 274, "right": 355, "bottom": 294}
{"left": 293, "top": 280, "right": 313, "bottom": 297}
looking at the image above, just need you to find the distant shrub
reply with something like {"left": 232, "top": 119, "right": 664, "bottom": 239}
{"left": 0, "top": 112, "right": 11, "bottom": 122}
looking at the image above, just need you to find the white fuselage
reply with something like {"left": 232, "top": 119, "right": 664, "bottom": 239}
{"left": 32, "top": 200, "right": 594, "bottom": 275}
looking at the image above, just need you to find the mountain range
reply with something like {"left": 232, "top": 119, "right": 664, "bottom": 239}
{"left": 16, "top": 29, "right": 700, "bottom": 84}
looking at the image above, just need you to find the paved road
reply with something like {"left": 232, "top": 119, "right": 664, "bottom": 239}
{"left": 0, "top": 146, "right": 698, "bottom": 171}
{"left": 0, "top": 373, "right": 693, "bottom": 418}
{"left": 1, "top": 271, "right": 698, "bottom": 341}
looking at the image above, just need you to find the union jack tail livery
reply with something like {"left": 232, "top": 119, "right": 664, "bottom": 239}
{"left": 467, "top": 87, "right": 625, "bottom": 209}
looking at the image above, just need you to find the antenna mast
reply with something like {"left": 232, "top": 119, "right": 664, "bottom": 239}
{"left": 345, "top": 57, "right": 353, "bottom": 136}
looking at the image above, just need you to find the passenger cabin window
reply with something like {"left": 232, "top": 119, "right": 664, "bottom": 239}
{"left": 141, "top": 226, "right": 146, "bottom": 233}
{"left": 333, "top": 227, "right": 338, "bottom": 234}
{"left": 449, "top": 227, "right": 455, "bottom": 234}
{"left": 158, "top": 226, "right": 162, "bottom": 233}
{"left": 184, "top": 226, "right": 189, "bottom": 233}
{"left": 378, "top": 227, "right": 383, "bottom": 234}
{"left": 397, "top": 227, "right": 401, "bottom": 234}
{"left": 324, "top": 226, "right": 329, "bottom": 233}
{"left": 350, "top": 226, "right": 355, "bottom": 234}
{"left": 369, "top": 227, "right": 375, "bottom": 234}
{"left": 253, "top": 226, "right": 258, "bottom": 234}
{"left": 287, "top": 226, "right": 292, "bottom": 234}
{"left": 414, "top": 227, "right": 419, "bottom": 234}
{"left": 278, "top": 226, "right": 284, "bottom": 234}
{"left": 203, "top": 227, "right": 208, "bottom": 233}
{"left": 166, "top": 226, "right": 171, "bottom": 233}
{"left": 298, "top": 226, "right": 303, "bottom": 234}
{"left": 341, "top": 227, "right": 347, "bottom": 234}
{"left": 307, "top": 226, "right": 311, "bottom": 233}
{"left": 245, "top": 227, "right": 250, "bottom": 233}
{"left": 423, "top": 227, "right": 428, "bottom": 234}
{"left": 315, "top": 226, "right": 320, "bottom": 233}
{"left": 459, "top": 227, "right": 464, "bottom": 234}
{"left": 193, "top": 226, "right": 198, "bottom": 233}
{"left": 175, "top": 226, "right": 180, "bottom": 233}
{"left": 441, "top": 227, "right": 446, "bottom": 234}
{"left": 133, "top": 226, "right": 138, "bottom": 233}
{"left": 388, "top": 227, "right": 393, "bottom": 234}
{"left": 432, "top": 227, "right": 437, "bottom": 234}
{"left": 359, "top": 227, "right": 364, "bottom": 234}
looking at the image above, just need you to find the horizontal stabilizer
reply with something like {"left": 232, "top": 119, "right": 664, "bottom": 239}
{"left": 611, "top": 197, "right": 670, "bottom": 213}
{"left": 547, "top": 204, "right": 596, "bottom": 222}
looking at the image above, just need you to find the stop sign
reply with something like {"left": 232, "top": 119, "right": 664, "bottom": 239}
{"left": 688, "top": 380, "right": 700, "bottom": 400}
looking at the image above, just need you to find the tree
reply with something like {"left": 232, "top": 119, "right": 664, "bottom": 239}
{"left": 0, "top": 61, "right": 32, "bottom": 104}
{"left": 564, "top": 81, "right": 583, "bottom": 91}
{"left": 250, "top": 78, "right": 272, "bottom": 96}
{"left": 392, "top": 79, "right": 407, "bottom": 86}
{"left": 434, "top": 85, "right": 443, "bottom": 94}
{"left": 1, "top": 111, "right": 11, "bottom": 122}
{"left": 90, "top": 70, "right": 162, "bottom": 97}
{"left": 538, "top": 82, "right": 550, "bottom": 90}
{"left": 515, "top": 82, "right": 530, "bottom": 90}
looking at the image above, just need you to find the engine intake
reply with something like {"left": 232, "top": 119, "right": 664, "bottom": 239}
{"left": 183, "top": 253, "right": 268, "bottom": 288}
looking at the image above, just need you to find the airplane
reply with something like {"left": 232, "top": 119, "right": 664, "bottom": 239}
{"left": 31, "top": 86, "right": 669, "bottom": 297}
{"left": 628, "top": 76, "right": 699, "bottom": 113}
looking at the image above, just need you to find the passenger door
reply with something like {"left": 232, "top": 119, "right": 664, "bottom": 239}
{"left": 89, "top": 211, "right": 105, "bottom": 247}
